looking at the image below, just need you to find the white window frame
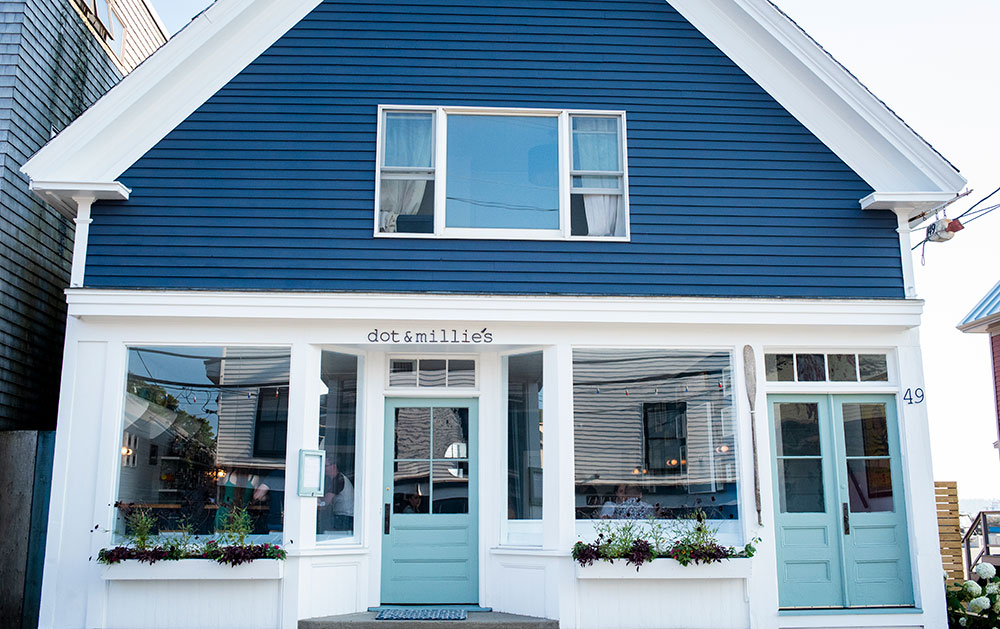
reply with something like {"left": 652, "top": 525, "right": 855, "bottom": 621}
{"left": 374, "top": 104, "right": 631, "bottom": 241}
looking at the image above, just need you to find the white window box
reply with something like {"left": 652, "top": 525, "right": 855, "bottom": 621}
{"left": 575, "top": 557, "right": 752, "bottom": 580}
{"left": 102, "top": 559, "right": 284, "bottom": 581}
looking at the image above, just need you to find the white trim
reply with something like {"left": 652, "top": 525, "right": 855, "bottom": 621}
{"left": 373, "top": 105, "right": 630, "bottom": 241}
{"left": 64, "top": 289, "right": 926, "bottom": 328}
{"left": 574, "top": 557, "right": 752, "bottom": 580}
{"left": 29, "top": 180, "right": 130, "bottom": 218}
{"left": 667, "top": 0, "right": 965, "bottom": 197}
{"left": 102, "top": 559, "right": 284, "bottom": 581}
{"left": 70, "top": 197, "right": 94, "bottom": 288}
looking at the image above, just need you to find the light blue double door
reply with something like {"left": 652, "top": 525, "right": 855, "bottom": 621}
{"left": 769, "top": 395, "right": 913, "bottom": 609}
{"left": 381, "top": 399, "right": 478, "bottom": 604}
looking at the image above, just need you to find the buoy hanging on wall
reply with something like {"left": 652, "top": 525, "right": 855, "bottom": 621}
{"left": 926, "top": 218, "right": 964, "bottom": 242}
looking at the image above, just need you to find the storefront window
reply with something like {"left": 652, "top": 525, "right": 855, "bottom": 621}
{"left": 573, "top": 349, "right": 737, "bottom": 520}
{"left": 507, "top": 351, "right": 543, "bottom": 520}
{"left": 116, "top": 346, "right": 291, "bottom": 542}
{"left": 317, "top": 351, "right": 360, "bottom": 541}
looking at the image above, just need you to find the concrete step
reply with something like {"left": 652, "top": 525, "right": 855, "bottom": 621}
{"left": 299, "top": 611, "right": 559, "bottom": 629}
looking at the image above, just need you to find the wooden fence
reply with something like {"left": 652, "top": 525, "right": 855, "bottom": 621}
{"left": 936, "top": 481, "right": 964, "bottom": 584}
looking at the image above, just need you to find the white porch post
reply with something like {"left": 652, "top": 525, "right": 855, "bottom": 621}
{"left": 70, "top": 195, "right": 94, "bottom": 288}
{"left": 893, "top": 209, "right": 919, "bottom": 299}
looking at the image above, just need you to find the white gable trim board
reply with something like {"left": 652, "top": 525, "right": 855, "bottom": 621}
{"left": 22, "top": 0, "right": 963, "bottom": 218}
{"left": 41, "top": 291, "right": 946, "bottom": 628}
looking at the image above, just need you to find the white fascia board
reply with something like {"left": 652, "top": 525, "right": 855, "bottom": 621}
{"left": 668, "top": 0, "right": 966, "bottom": 199}
{"left": 20, "top": 0, "right": 322, "bottom": 184}
{"left": 29, "top": 181, "right": 131, "bottom": 218}
{"left": 957, "top": 313, "right": 1000, "bottom": 335}
{"left": 64, "top": 289, "right": 925, "bottom": 329}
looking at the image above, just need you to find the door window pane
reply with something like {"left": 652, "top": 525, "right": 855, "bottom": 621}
{"left": 117, "top": 347, "right": 290, "bottom": 543}
{"left": 827, "top": 354, "right": 857, "bottom": 382}
{"left": 859, "top": 354, "right": 889, "bottom": 381}
{"left": 507, "top": 352, "right": 543, "bottom": 520}
{"left": 433, "top": 407, "right": 469, "bottom": 459}
{"left": 796, "top": 354, "right": 826, "bottom": 381}
{"left": 446, "top": 115, "right": 560, "bottom": 230}
{"left": 393, "top": 461, "right": 430, "bottom": 514}
{"left": 779, "top": 459, "right": 825, "bottom": 513}
{"left": 389, "top": 359, "right": 417, "bottom": 387}
{"left": 765, "top": 354, "right": 795, "bottom": 382}
{"left": 395, "top": 407, "right": 431, "bottom": 459}
{"left": 775, "top": 403, "right": 821, "bottom": 456}
{"left": 318, "top": 351, "right": 359, "bottom": 540}
{"left": 432, "top": 461, "right": 469, "bottom": 514}
{"left": 846, "top": 459, "right": 893, "bottom": 512}
{"left": 842, "top": 404, "right": 890, "bottom": 457}
{"left": 418, "top": 359, "right": 447, "bottom": 387}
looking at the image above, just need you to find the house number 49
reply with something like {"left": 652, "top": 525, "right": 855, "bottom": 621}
{"left": 903, "top": 388, "right": 924, "bottom": 404}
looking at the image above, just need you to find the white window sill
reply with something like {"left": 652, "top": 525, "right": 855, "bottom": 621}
{"left": 575, "top": 557, "right": 752, "bottom": 580}
{"left": 374, "top": 231, "right": 630, "bottom": 242}
{"left": 101, "top": 559, "right": 284, "bottom": 581}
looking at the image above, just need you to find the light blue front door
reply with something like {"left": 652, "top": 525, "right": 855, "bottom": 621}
{"left": 769, "top": 395, "right": 913, "bottom": 609}
{"left": 381, "top": 399, "right": 478, "bottom": 604}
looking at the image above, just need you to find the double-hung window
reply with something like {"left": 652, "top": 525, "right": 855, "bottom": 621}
{"left": 376, "top": 106, "right": 629, "bottom": 240}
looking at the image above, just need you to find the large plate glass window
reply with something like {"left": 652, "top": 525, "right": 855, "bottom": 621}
{"left": 116, "top": 347, "right": 290, "bottom": 544}
{"left": 317, "top": 351, "right": 361, "bottom": 541}
{"left": 572, "top": 349, "right": 737, "bottom": 521}
{"left": 376, "top": 106, "right": 628, "bottom": 240}
{"left": 506, "top": 351, "right": 543, "bottom": 520}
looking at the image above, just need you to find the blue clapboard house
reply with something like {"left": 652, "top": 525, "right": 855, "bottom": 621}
{"left": 23, "top": 1, "right": 964, "bottom": 628}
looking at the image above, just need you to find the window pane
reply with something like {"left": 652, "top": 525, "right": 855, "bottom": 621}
{"left": 507, "top": 352, "right": 543, "bottom": 520}
{"left": 389, "top": 359, "right": 417, "bottom": 387}
{"left": 379, "top": 178, "right": 434, "bottom": 234}
{"left": 384, "top": 112, "right": 433, "bottom": 168}
{"left": 117, "top": 347, "right": 290, "bottom": 542}
{"left": 764, "top": 354, "right": 794, "bottom": 382}
{"left": 778, "top": 459, "right": 825, "bottom": 513}
{"left": 395, "top": 407, "right": 430, "bottom": 459}
{"left": 573, "top": 349, "right": 737, "bottom": 520}
{"left": 796, "top": 354, "right": 826, "bottom": 381}
{"left": 447, "top": 360, "right": 476, "bottom": 387}
{"left": 446, "top": 115, "right": 559, "bottom": 230}
{"left": 433, "top": 407, "right": 469, "bottom": 459}
{"left": 846, "top": 459, "right": 893, "bottom": 512}
{"left": 432, "top": 461, "right": 468, "bottom": 514}
{"left": 418, "top": 359, "right": 447, "bottom": 387}
{"left": 393, "top": 461, "right": 429, "bottom": 514}
{"left": 842, "top": 403, "right": 889, "bottom": 457}
{"left": 572, "top": 116, "right": 621, "bottom": 172}
{"left": 859, "top": 354, "right": 889, "bottom": 382}
{"left": 318, "top": 351, "right": 359, "bottom": 540}
{"left": 827, "top": 354, "right": 857, "bottom": 381}
{"left": 774, "top": 403, "right": 821, "bottom": 456}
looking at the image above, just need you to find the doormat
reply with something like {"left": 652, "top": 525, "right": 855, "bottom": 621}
{"left": 376, "top": 608, "right": 468, "bottom": 621}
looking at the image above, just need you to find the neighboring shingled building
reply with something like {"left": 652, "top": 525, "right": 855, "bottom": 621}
{"left": 0, "top": 2, "right": 165, "bottom": 627}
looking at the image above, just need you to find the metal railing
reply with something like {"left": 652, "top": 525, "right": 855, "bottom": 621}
{"left": 963, "top": 511, "right": 1000, "bottom": 576}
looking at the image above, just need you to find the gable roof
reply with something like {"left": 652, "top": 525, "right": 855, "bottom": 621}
{"left": 23, "top": 0, "right": 965, "bottom": 218}
{"left": 958, "top": 280, "right": 1000, "bottom": 333}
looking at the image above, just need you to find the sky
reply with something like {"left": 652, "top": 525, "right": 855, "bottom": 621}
{"left": 148, "top": 1, "right": 1000, "bottom": 500}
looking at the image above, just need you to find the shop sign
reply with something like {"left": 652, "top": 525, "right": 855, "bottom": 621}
{"left": 367, "top": 327, "right": 494, "bottom": 344}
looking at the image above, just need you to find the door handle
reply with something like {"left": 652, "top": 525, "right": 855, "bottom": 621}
{"left": 384, "top": 503, "right": 391, "bottom": 534}
{"left": 842, "top": 502, "right": 850, "bottom": 535}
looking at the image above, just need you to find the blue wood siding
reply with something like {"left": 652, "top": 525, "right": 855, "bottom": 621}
{"left": 86, "top": 0, "right": 902, "bottom": 298}
{"left": 1, "top": 0, "right": 120, "bottom": 429}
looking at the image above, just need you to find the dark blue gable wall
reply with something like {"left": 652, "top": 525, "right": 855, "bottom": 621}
{"left": 85, "top": 0, "right": 902, "bottom": 298}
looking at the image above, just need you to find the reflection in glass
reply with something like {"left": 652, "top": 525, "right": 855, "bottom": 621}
{"left": 317, "top": 351, "right": 359, "bottom": 540}
{"left": 846, "top": 459, "right": 893, "bottom": 512}
{"left": 384, "top": 112, "right": 433, "bottom": 168}
{"left": 842, "top": 404, "right": 889, "bottom": 457}
{"left": 432, "top": 461, "right": 469, "bottom": 514}
{"left": 418, "top": 359, "right": 447, "bottom": 387}
{"left": 859, "top": 354, "right": 889, "bottom": 382}
{"left": 775, "top": 403, "right": 821, "bottom": 456}
{"left": 433, "top": 407, "right": 469, "bottom": 459}
{"left": 779, "top": 459, "right": 825, "bottom": 513}
{"left": 389, "top": 359, "right": 417, "bottom": 388}
{"left": 827, "top": 354, "right": 857, "bottom": 382}
{"left": 446, "top": 115, "right": 559, "bottom": 230}
{"left": 448, "top": 360, "right": 476, "bottom": 387}
{"left": 507, "top": 352, "right": 543, "bottom": 520}
{"left": 395, "top": 407, "right": 430, "bottom": 459}
{"left": 796, "top": 354, "right": 826, "bottom": 381}
{"left": 572, "top": 349, "right": 737, "bottom": 520}
{"left": 393, "top": 461, "right": 430, "bottom": 514}
{"left": 765, "top": 354, "right": 795, "bottom": 382}
{"left": 117, "top": 347, "right": 290, "bottom": 543}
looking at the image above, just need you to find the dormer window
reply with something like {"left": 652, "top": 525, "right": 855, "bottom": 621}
{"left": 376, "top": 106, "right": 629, "bottom": 240}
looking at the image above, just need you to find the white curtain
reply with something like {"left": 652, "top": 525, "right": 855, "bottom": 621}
{"left": 380, "top": 113, "right": 433, "bottom": 232}
{"left": 583, "top": 194, "right": 621, "bottom": 237}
